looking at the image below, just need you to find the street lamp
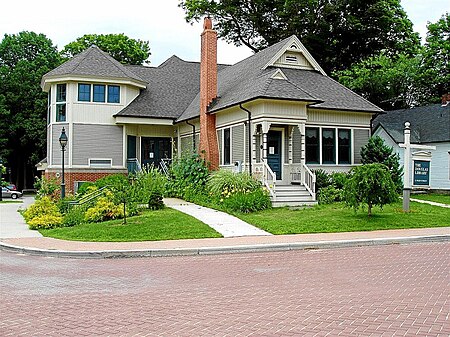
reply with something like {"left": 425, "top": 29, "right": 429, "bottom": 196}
{"left": 59, "top": 127, "right": 68, "bottom": 199}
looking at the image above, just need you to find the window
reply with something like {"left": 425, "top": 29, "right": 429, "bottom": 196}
{"left": 93, "top": 84, "right": 105, "bottom": 102}
{"left": 338, "top": 129, "right": 351, "bottom": 164}
{"left": 107, "top": 85, "right": 120, "bottom": 103}
{"left": 322, "top": 128, "right": 335, "bottom": 164}
{"left": 306, "top": 127, "right": 319, "bottom": 164}
{"left": 89, "top": 159, "right": 112, "bottom": 167}
{"left": 78, "top": 84, "right": 91, "bottom": 101}
{"left": 224, "top": 128, "right": 231, "bottom": 165}
{"left": 56, "top": 84, "right": 66, "bottom": 122}
{"left": 56, "top": 104, "right": 66, "bottom": 122}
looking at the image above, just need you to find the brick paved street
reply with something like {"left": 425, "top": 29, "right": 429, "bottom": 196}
{"left": 1, "top": 242, "right": 449, "bottom": 336}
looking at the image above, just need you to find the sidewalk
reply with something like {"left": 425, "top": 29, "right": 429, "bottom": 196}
{"left": 0, "top": 197, "right": 449, "bottom": 258}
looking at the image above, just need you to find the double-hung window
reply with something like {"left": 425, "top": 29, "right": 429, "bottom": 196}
{"left": 223, "top": 128, "right": 231, "bottom": 165}
{"left": 107, "top": 85, "right": 120, "bottom": 103}
{"left": 78, "top": 84, "right": 91, "bottom": 101}
{"left": 322, "top": 128, "right": 336, "bottom": 164}
{"left": 93, "top": 84, "right": 106, "bottom": 102}
{"left": 305, "top": 127, "right": 320, "bottom": 164}
{"left": 56, "top": 84, "right": 66, "bottom": 122}
{"left": 338, "top": 129, "right": 351, "bottom": 164}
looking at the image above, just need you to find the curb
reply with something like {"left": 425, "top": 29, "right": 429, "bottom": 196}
{"left": 0, "top": 235, "right": 448, "bottom": 259}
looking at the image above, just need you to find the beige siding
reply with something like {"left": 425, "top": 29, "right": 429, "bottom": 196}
{"left": 308, "top": 109, "right": 372, "bottom": 127}
{"left": 72, "top": 124, "right": 123, "bottom": 166}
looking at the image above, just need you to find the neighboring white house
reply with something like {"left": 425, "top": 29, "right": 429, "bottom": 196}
{"left": 373, "top": 101, "right": 450, "bottom": 191}
{"left": 41, "top": 18, "right": 383, "bottom": 206}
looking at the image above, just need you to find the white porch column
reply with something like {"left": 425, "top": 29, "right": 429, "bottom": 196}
{"left": 288, "top": 126, "right": 294, "bottom": 164}
{"left": 299, "top": 124, "right": 306, "bottom": 184}
{"left": 262, "top": 122, "right": 270, "bottom": 162}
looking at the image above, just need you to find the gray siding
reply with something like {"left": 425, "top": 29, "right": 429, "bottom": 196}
{"left": 292, "top": 127, "right": 301, "bottom": 163}
{"left": 255, "top": 135, "right": 261, "bottom": 162}
{"left": 72, "top": 124, "right": 123, "bottom": 166}
{"left": 232, "top": 124, "right": 245, "bottom": 163}
{"left": 354, "top": 129, "right": 370, "bottom": 164}
{"left": 217, "top": 130, "right": 222, "bottom": 165}
{"left": 244, "top": 124, "right": 249, "bottom": 163}
{"left": 51, "top": 124, "right": 69, "bottom": 165}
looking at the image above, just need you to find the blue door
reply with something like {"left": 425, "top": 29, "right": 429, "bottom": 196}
{"left": 267, "top": 131, "right": 282, "bottom": 180}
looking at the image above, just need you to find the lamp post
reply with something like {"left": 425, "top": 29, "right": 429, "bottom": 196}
{"left": 59, "top": 127, "right": 68, "bottom": 199}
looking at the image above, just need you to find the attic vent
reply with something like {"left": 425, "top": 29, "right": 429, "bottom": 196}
{"left": 286, "top": 55, "right": 298, "bottom": 63}
{"left": 89, "top": 159, "right": 112, "bottom": 167}
{"left": 290, "top": 44, "right": 298, "bottom": 49}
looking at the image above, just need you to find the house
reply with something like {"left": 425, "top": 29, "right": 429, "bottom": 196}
{"left": 373, "top": 98, "right": 450, "bottom": 191}
{"left": 41, "top": 18, "right": 383, "bottom": 206}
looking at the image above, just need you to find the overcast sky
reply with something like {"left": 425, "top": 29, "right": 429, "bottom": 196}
{"left": 0, "top": 0, "right": 448, "bottom": 66}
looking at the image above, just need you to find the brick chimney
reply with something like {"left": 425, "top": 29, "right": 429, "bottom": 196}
{"left": 199, "top": 17, "right": 219, "bottom": 170}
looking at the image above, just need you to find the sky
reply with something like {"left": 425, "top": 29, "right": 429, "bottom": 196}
{"left": 0, "top": 0, "right": 448, "bottom": 66}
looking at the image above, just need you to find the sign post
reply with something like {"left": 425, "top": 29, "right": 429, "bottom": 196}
{"left": 400, "top": 122, "right": 436, "bottom": 212}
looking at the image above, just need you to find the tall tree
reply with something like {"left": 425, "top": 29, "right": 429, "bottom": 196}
{"left": 61, "top": 34, "right": 151, "bottom": 65}
{"left": 179, "top": 0, "right": 420, "bottom": 73}
{"left": 0, "top": 32, "right": 62, "bottom": 189}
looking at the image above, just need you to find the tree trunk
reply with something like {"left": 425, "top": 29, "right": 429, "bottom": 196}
{"left": 368, "top": 202, "right": 372, "bottom": 217}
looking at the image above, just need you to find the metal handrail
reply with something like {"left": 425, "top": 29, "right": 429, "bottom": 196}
{"left": 67, "top": 186, "right": 111, "bottom": 209}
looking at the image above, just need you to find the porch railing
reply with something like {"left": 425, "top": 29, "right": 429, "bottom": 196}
{"left": 302, "top": 163, "right": 316, "bottom": 200}
{"left": 127, "top": 158, "right": 142, "bottom": 174}
{"left": 160, "top": 158, "right": 171, "bottom": 176}
{"left": 253, "top": 161, "right": 276, "bottom": 198}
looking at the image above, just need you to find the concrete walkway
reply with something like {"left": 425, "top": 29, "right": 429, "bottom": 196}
{"left": 0, "top": 196, "right": 42, "bottom": 239}
{"left": 164, "top": 198, "right": 271, "bottom": 237}
{"left": 410, "top": 197, "right": 450, "bottom": 208}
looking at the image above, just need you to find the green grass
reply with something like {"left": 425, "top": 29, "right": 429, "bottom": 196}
{"left": 39, "top": 208, "right": 222, "bottom": 242}
{"left": 0, "top": 200, "right": 23, "bottom": 203}
{"left": 410, "top": 193, "right": 450, "bottom": 205}
{"left": 236, "top": 201, "right": 450, "bottom": 235}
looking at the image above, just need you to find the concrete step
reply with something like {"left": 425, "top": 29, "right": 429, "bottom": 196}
{"left": 272, "top": 199, "right": 318, "bottom": 207}
{"left": 275, "top": 190, "right": 311, "bottom": 197}
{"left": 274, "top": 185, "right": 308, "bottom": 191}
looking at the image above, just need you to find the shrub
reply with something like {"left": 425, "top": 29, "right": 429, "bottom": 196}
{"left": 166, "top": 153, "right": 209, "bottom": 199}
{"left": 330, "top": 172, "right": 349, "bottom": 189}
{"left": 318, "top": 185, "right": 342, "bottom": 204}
{"left": 343, "top": 163, "right": 398, "bottom": 216}
{"left": 221, "top": 188, "right": 271, "bottom": 213}
{"left": 23, "top": 196, "right": 64, "bottom": 229}
{"left": 28, "top": 214, "right": 64, "bottom": 230}
{"left": 34, "top": 176, "right": 59, "bottom": 200}
{"left": 207, "top": 170, "right": 261, "bottom": 198}
{"left": 94, "top": 174, "right": 129, "bottom": 189}
{"left": 313, "top": 169, "right": 331, "bottom": 192}
{"left": 63, "top": 206, "right": 87, "bottom": 227}
{"left": 84, "top": 191, "right": 124, "bottom": 222}
{"left": 132, "top": 166, "right": 166, "bottom": 210}
{"left": 76, "top": 181, "right": 95, "bottom": 195}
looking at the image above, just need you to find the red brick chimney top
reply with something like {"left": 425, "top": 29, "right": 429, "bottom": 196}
{"left": 203, "top": 17, "right": 213, "bottom": 30}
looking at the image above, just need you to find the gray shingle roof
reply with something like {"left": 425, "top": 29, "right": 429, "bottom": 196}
{"left": 373, "top": 104, "right": 450, "bottom": 143}
{"left": 43, "top": 45, "right": 146, "bottom": 83}
{"left": 116, "top": 56, "right": 229, "bottom": 119}
{"left": 177, "top": 35, "right": 382, "bottom": 122}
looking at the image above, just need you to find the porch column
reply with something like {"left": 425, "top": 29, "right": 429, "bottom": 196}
{"left": 261, "top": 122, "right": 270, "bottom": 162}
{"left": 298, "top": 124, "right": 306, "bottom": 183}
{"left": 288, "top": 126, "right": 294, "bottom": 164}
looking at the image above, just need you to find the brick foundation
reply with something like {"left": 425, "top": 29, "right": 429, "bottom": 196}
{"left": 45, "top": 169, "right": 127, "bottom": 195}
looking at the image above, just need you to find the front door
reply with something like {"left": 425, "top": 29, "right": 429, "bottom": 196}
{"left": 141, "top": 137, "right": 172, "bottom": 168}
{"left": 267, "top": 131, "right": 282, "bottom": 180}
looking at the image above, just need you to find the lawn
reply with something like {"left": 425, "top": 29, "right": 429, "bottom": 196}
{"left": 410, "top": 193, "right": 450, "bottom": 205}
{"left": 237, "top": 201, "right": 450, "bottom": 235}
{"left": 40, "top": 208, "right": 222, "bottom": 242}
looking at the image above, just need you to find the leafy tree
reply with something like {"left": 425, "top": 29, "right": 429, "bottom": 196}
{"left": 343, "top": 163, "right": 398, "bottom": 216}
{"left": 0, "top": 32, "right": 62, "bottom": 189}
{"left": 179, "top": 0, "right": 419, "bottom": 73}
{"left": 61, "top": 34, "right": 151, "bottom": 65}
{"left": 360, "top": 136, "right": 403, "bottom": 193}
{"left": 418, "top": 13, "right": 450, "bottom": 104}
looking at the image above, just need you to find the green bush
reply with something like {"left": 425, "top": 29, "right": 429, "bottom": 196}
{"left": 330, "top": 172, "right": 349, "bottom": 189}
{"left": 313, "top": 169, "right": 331, "bottom": 192}
{"left": 76, "top": 181, "right": 95, "bottom": 195}
{"left": 221, "top": 188, "right": 271, "bottom": 213}
{"left": 166, "top": 153, "right": 209, "bottom": 199}
{"left": 207, "top": 170, "right": 261, "bottom": 198}
{"left": 63, "top": 206, "right": 87, "bottom": 227}
{"left": 34, "top": 176, "right": 59, "bottom": 200}
{"left": 132, "top": 166, "right": 166, "bottom": 209}
{"left": 318, "top": 185, "right": 342, "bottom": 204}
{"left": 28, "top": 214, "right": 64, "bottom": 230}
{"left": 84, "top": 191, "right": 124, "bottom": 222}
{"left": 23, "top": 196, "right": 64, "bottom": 229}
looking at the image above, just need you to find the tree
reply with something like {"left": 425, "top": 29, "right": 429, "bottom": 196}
{"left": 334, "top": 52, "right": 421, "bottom": 110}
{"left": 360, "top": 136, "right": 403, "bottom": 193}
{"left": 179, "top": 0, "right": 420, "bottom": 73}
{"left": 0, "top": 32, "right": 62, "bottom": 189}
{"left": 343, "top": 163, "right": 398, "bottom": 216}
{"left": 418, "top": 13, "right": 450, "bottom": 103}
{"left": 61, "top": 34, "right": 151, "bottom": 65}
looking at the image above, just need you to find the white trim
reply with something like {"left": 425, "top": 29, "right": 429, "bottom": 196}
{"left": 88, "top": 158, "right": 113, "bottom": 168}
{"left": 262, "top": 36, "right": 327, "bottom": 75}
{"left": 115, "top": 116, "right": 174, "bottom": 125}
{"left": 270, "top": 69, "right": 288, "bottom": 80}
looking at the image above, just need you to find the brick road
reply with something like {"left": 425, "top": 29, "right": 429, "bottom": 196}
{"left": 0, "top": 242, "right": 449, "bottom": 336}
